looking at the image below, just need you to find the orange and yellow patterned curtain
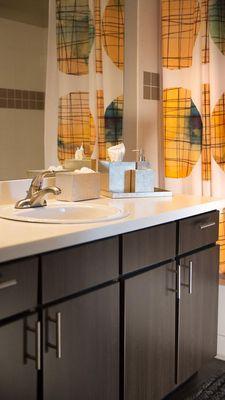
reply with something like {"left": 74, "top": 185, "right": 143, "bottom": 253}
{"left": 55, "top": 0, "right": 124, "bottom": 163}
{"left": 162, "top": 0, "right": 225, "bottom": 274}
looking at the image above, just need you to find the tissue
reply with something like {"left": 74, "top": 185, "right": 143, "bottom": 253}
{"left": 48, "top": 165, "right": 64, "bottom": 171}
{"left": 73, "top": 167, "right": 95, "bottom": 174}
{"left": 107, "top": 143, "right": 125, "bottom": 162}
{"left": 75, "top": 144, "right": 84, "bottom": 160}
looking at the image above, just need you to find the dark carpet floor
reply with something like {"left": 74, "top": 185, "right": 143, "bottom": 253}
{"left": 166, "top": 359, "right": 225, "bottom": 400}
{"left": 186, "top": 371, "right": 225, "bottom": 399}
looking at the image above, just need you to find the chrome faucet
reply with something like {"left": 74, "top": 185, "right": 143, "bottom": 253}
{"left": 15, "top": 170, "right": 61, "bottom": 209}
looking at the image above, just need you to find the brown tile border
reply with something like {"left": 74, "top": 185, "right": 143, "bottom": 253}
{"left": 0, "top": 88, "right": 45, "bottom": 110}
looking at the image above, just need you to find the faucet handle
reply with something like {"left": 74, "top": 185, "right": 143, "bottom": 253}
{"left": 15, "top": 170, "right": 61, "bottom": 209}
{"left": 29, "top": 170, "right": 55, "bottom": 194}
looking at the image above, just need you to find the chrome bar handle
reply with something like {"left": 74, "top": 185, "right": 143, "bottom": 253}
{"left": 56, "top": 312, "right": 62, "bottom": 359}
{"left": 189, "top": 261, "right": 193, "bottom": 295}
{"left": 177, "top": 265, "right": 181, "bottom": 300}
{"left": 25, "top": 320, "right": 41, "bottom": 370}
{"left": 0, "top": 279, "right": 17, "bottom": 290}
{"left": 47, "top": 312, "right": 62, "bottom": 359}
{"left": 200, "top": 222, "right": 216, "bottom": 230}
{"left": 181, "top": 261, "right": 193, "bottom": 295}
{"left": 36, "top": 321, "right": 41, "bottom": 370}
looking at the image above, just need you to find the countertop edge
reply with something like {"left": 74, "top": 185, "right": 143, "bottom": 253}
{"left": 0, "top": 197, "right": 224, "bottom": 264}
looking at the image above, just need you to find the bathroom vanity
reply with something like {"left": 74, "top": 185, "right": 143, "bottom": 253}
{"left": 0, "top": 195, "right": 223, "bottom": 400}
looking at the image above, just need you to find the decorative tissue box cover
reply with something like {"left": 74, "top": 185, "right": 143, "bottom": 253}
{"left": 130, "top": 169, "right": 155, "bottom": 192}
{"left": 63, "top": 159, "right": 97, "bottom": 171}
{"left": 56, "top": 172, "right": 100, "bottom": 202}
{"left": 98, "top": 161, "right": 136, "bottom": 193}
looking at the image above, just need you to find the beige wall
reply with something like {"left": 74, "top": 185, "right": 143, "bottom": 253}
{"left": 0, "top": 18, "right": 47, "bottom": 180}
{"left": 0, "top": 109, "right": 45, "bottom": 180}
{"left": 124, "top": 0, "right": 162, "bottom": 186}
{"left": 123, "top": 0, "right": 138, "bottom": 161}
{"left": 137, "top": 0, "right": 162, "bottom": 187}
{"left": 0, "top": 18, "right": 47, "bottom": 91}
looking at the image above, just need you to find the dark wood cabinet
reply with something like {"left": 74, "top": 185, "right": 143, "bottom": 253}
{"left": 0, "top": 314, "right": 38, "bottom": 400}
{"left": 177, "top": 245, "right": 219, "bottom": 384}
{"left": 0, "top": 210, "right": 220, "bottom": 400}
{"left": 125, "top": 262, "right": 176, "bottom": 400}
{"left": 123, "top": 212, "right": 219, "bottom": 399}
{"left": 43, "top": 284, "right": 119, "bottom": 400}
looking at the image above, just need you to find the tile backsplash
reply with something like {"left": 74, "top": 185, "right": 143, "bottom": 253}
{"left": 0, "top": 88, "right": 45, "bottom": 110}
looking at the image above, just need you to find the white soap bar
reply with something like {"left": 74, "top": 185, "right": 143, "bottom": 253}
{"left": 56, "top": 172, "right": 100, "bottom": 202}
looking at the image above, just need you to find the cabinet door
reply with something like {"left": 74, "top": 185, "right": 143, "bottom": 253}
{"left": 125, "top": 262, "right": 176, "bottom": 400}
{"left": 177, "top": 245, "right": 219, "bottom": 384}
{"left": 43, "top": 284, "right": 119, "bottom": 400}
{"left": 0, "top": 313, "right": 39, "bottom": 400}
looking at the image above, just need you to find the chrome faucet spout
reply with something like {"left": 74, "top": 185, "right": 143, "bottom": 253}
{"left": 29, "top": 186, "right": 61, "bottom": 208}
{"left": 15, "top": 171, "right": 61, "bottom": 209}
{"left": 15, "top": 198, "right": 32, "bottom": 209}
{"left": 36, "top": 186, "right": 61, "bottom": 196}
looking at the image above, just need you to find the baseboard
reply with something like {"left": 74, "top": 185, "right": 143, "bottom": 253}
{"left": 216, "top": 355, "right": 225, "bottom": 361}
{"left": 217, "top": 335, "right": 225, "bottom": 360}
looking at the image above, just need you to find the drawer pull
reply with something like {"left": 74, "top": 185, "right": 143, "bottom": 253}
{"left": 177, "top": 265, "right": 181, "bottom": 300}
{"left": 56, "top": 312, "right": 62, "bottom": 359}
{"left": 0, "top": 279, "right": 17, "bottom": 290}
{"left": 200, "top": 222, "right": 216, "bottom": 230}
{"left": 46, "top": 311, "right": 62, "bottom": 359}
{"left": 188, "top": 261, "right": 193, "bottom": 294}
{"left": 181, "top": 261, "right": 193, "bottom": 295}
{"left": 25, "top": 320, "right": 41, "bottom": 370}
{"left": 36, "top": 321, "right": 41, "bottom": 370}
{"left": 167, "top": 267, "right": 180, "bottom": 297}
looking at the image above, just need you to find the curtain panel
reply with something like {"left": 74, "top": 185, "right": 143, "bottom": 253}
{"left": 162, "top": 0, "right": 225, "bottom": 274}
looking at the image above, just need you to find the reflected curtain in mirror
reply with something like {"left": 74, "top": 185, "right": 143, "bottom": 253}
{"left": 45, "top": 0, "right": 124, "bottom": 166}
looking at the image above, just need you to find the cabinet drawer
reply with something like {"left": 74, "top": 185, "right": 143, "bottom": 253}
{"left": 178, "top": 210, "right": 219, "bottom": 255}
{"left": 42, "top": 236, "right": 119, "bottom": 303}
{"left": 122, "top": 222, "right": 176, "bottom": 273}
{"left": 0, "top": 257, "right": 38, "bottom": 320}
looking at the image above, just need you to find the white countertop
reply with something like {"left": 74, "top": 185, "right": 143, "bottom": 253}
{"left": 0, "top": 194, "right": 225, "bottom": 263}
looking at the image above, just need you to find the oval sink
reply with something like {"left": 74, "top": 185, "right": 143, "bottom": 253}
{"left": 0, "top": 202, "right": 129, "bottom": 224}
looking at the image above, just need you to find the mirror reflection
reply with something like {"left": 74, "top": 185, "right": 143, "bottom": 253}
{"left": 0, "top": 0, "right": 126, "bottom": 181}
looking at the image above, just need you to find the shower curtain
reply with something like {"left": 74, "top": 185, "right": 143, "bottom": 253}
{"left": 162, "top": 0, "right": 225, "bottom": 274}
{"left": 44, "top": 0, "right": 124, "bottom": 167}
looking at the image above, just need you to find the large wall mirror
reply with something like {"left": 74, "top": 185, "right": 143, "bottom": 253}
{"left": 0, "top": 0, "right": 128, "bottom": 182}
{"left": 0, "top": 0, "right": 160, "bottom": 182}
{"left": 0, "top": 0, "right": 48, "bottom": 180}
